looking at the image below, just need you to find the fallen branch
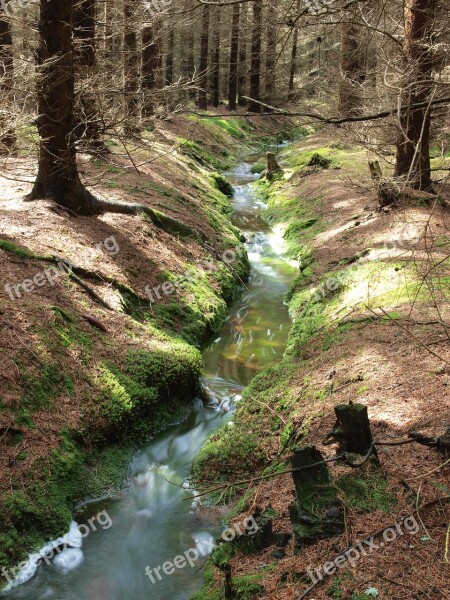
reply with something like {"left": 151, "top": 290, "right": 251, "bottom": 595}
{"left": 193, "top": 96, "right": 450, "bottom": 125}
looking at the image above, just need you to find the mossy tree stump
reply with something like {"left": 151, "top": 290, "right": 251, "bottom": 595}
{"left": 327, "top": 403, "right": 378, "bottom": 463}
{"left": 266, "top": 152, "right": 283, "bottom": 181}
{"left": 289, "top": 445, "right": 344, "bottom": 551}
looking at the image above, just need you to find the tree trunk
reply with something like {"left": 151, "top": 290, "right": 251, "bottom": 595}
{"left": 237, "top": 2, "right": 248, "bottom": 106}
{"left": 123, "top": 0, "right": 139, "bottom": 135}
{"left": 248, "top": 0, "right": 263, "bottom": 112}
{"left": 288, "top": 3, "right": 300, "bottom": 100}
{"left": 165, "top": 27, "right": 174, "bottom": 86}
{"left": 211, "top": 6, "right": 221, "bottom": 108}
{"left": 103, "top": 0, "right": 113, "bottom": 54}
{"left": 395, "top": 0, "right": 436, "bottom": 191}
{"left": 264, "top": 0, "right": 276, "bottom": 100}
{"left": 228, "top": 3, "right": 240, "bottom": 111}
{"left": 142, "top": 23, "right": 161, "bottom": 117}
{"left": 29, "top": 0, "right": 96, "bottom": 212}
{"left": 73, "top": 0, "right": 106, "bottom": 153}
{"left": 338, "top": 21, "right": 364, "bottom": 116}
{"left": 0, "top": 9, "right": 15, "bottom": 154}
{"left": 197, "top": 4, "right": 210, "bottom": 110}
{"left": 228, "top": 4, "right": 241, "bottom": 111}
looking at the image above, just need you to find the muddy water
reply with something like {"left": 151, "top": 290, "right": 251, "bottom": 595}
{"left": 4, "top": 157, "right": 297, "bottom": 600}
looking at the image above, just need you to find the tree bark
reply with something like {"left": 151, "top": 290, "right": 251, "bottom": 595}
{"left": 0, "top": 9, "right": 15, "bottom": 154}
{"left": 142, "top": 23, "right": 161, "bottom": 117}
{"left": 211, "top": 6, "right": 221, "bottom": 108}
{"left": 123, "top": 0, "right": 139, "bottom": 135}
{"left": 338, "top": 21, "right": 364, "bottom": 116}
{"left": 228, "top": 3, "right": 240, "bottom": 111}
{"left": 248, "top": 0, "right": 263, "bottom": 112}
{"left": 73, "top": 0, "right": 106, "bottom": 154}
{"left": 29, "top": 0, "right": 96, "bottom": 212}
{"left": 237, "top": 2, "right": 248, "bottom": 106}
{"left": 395, "top": 0, "right": 436, "bottom": 191}
{"left": 264, "top": 0, "right": 276, "bottom": 100}
{"left": 197, "top": 3, "right": 210, "bottom": 110}
{"left": 165, "top": 27, "right": 174, "bottom": 86}
{"left": 288, "top": 2, "right": 300, "bottom": 100}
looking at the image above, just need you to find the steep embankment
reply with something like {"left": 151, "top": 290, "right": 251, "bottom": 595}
{"left": 0, "top": 114, "right": 299, "bottom": 579}
{"left": 192, "top": 132, "right": 450, "bottom": 599}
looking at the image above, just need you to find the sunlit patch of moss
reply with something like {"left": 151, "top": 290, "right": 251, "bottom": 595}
{"left": 0, "top": 239, "right": 52, "bottom": 261}
{"left": 283, "top": 143, "right": 365, "bottom": 172}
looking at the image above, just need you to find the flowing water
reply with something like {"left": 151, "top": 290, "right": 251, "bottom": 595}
{"left": 4, "top": 156, "right": 298, "bottom": 600}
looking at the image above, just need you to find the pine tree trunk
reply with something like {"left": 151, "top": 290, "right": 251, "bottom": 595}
{"left": 288, "top": 8, "right": 300, "bottom": 100}
{"left": 237, "top": 2, "right": 248, "bottom": 106}
{"left": 198, "top": 4, "right": 210, "bottom": 110}
{"left": 123, "top": 0, "right": 139, "bottom": 135}
{"left": 142, "top": 23, "right": 161, "bottom": 117}
{"left": 211, "top": 7, "right": 221, "bottom": 108}
{"left": 184, "top": 1, "right": 196, "bottom": 99}
{"left": 248, "top": 0, "right": 263, "bottom": 112}
{"left": 30, "top": 0, "right": 95, "bottom": 212}
{"left": 395, "top": 0, "right": 436, "bottom": 191}
{"left": 338, "top": 21, "right": 364, "bottom": 116}
{"left": 0, "top": 9, "right": 15, "bottom": 154}
{"left": 228, "top": 3, "right": 240, "bottom": 111}
{"left": 264, "top": 0, "right": 276, "bottom": 100}
{"left": 74, "top": 0, "right": 105, "bottom": 153}
{"left": 165, "top": 27, "right": 174, "bottom": 86}
{"left": 102, "top": 0, "right": 113, "bottom": 54}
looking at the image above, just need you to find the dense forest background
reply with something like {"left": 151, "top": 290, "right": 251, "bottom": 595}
{"left": 0, "top": 0, "right": 449, "bottom": 204}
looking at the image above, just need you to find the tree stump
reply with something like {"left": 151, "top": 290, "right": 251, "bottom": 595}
{"left": 266, "top": 152, "right": 283, "bottom": 181}
{"left": 326, "top": 403, "right": 378, "bottom": 462}
{"left": 289, "top": 445, "right": 344, "bottom": 551}
{"left": 368, "top": 159, "right": 383, "bottom": 182}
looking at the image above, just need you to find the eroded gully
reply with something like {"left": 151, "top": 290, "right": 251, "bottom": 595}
{"left": 5, "top": 151, "right": 298, "bottom": 600}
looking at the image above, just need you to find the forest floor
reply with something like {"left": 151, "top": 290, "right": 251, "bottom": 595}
{"left": 0, "top": 112, "right": 298, "bottom": 578}
{"left": 192, "top": 129, "right": 450, "bottom": 600}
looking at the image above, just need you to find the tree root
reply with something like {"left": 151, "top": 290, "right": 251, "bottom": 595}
{"left": 27, "top": 185, "right": 205, "bottom": 240}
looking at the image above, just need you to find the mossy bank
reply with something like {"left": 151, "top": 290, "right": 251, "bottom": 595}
{"left": 190, "top": 134, "right": 450, "bottom": 599}
{"left": 0, "top": 113, "right": 301, "bottom": 582}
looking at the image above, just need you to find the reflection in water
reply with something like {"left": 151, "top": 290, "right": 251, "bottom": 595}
{"left": 4, "top": 159, "right": 297, "bottom": 600}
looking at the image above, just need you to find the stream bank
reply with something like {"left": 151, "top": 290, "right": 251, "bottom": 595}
{"left": 0, "top": 114, "right": 303, "bottom": 587}
{"left": 190, "top": 133, "right": 450, "bottom": 600}
{"left": 1, "top": 129, "right": 299, "bottom": 598}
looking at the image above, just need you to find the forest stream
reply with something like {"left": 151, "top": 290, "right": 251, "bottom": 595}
{"left": 4, "top": 152, "right": 298, "bottom": 600}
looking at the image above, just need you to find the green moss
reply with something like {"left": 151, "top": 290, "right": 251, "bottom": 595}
{"left": 210, "top": 173, "right": 234, "bottom": 197}
{"left": 0, "top": 239, "right": 51, "bottom": 261}
{"left": 178, "top": 138, "right": 232, "bottom": 170}
{"left": 250, "top": 160, "right": 266, "bottom": 174}
{"left": 336, "top": 473, "right": 397, "bottom": 513}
